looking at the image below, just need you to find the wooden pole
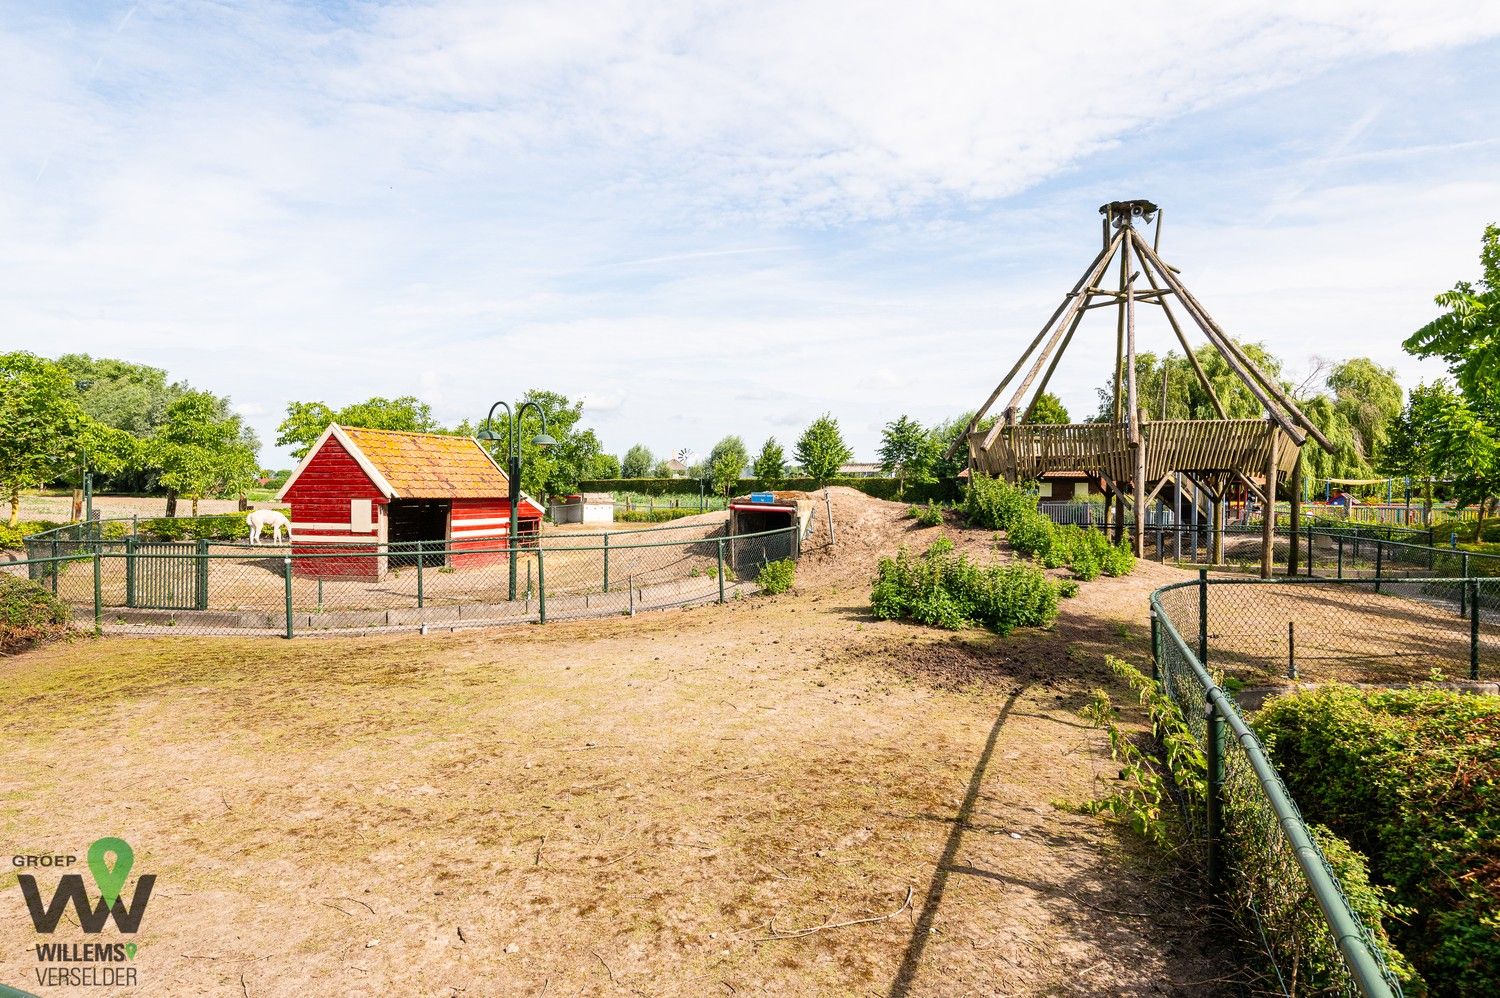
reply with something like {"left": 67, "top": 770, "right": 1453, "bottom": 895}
{"left": 1129, "top": 230, "right": 1306, "bottom": 444}
{"left": 1134, "top": 418, "right": 1148, "bottom": 557}
{"left": 1139, "top": 264, "right": 1228, "bottom": 419}
{"left": 1133, "top": 231, "right": 1331, "bottom": 451}
{"left": 1288, "top": 451, "right": 1302, "bottom": 576}
{"left": 1262, "top": 429, "right": 1279, "bottom": 578}
{"left": 949, "top": 235, "right": 1120, "bottom": 460}
{"left": 1113, "top": 240, "right": 1127, "bottom": 424}
{"left": 993, "top": 230, "right": 1125, "bottom": 444}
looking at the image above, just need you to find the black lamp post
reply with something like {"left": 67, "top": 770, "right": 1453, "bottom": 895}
{"left": 477, "top": 401, "right": 556, "bottom": 600}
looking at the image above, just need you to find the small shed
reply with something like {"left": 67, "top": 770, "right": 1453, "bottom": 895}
{"left": 550, "top": 493, "right": 615, "bottom": 525}
{"left": 277, "top": 424, "right": 545, "bottom": 579}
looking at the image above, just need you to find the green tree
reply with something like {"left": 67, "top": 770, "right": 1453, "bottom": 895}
{"left": 277, "top": 396, "right": 441, "bottom": 459}
{"left": 707, "top": 436, "right": 749, "bottom": 498}
{"left": 480, "top": 390, "right": 607, "bottom": 498}
{"left": 650, "top": 458, "right": 676, "bottom": 478}
{"left": 0, "top": 352, "right": 86, "bottom": 526}
{"left": 752, "top": 437, "right": 787, "bottom": 484}
{"left": 151, "top": 391, "right": 260, "bottom": 516}
{"left": 1404, "top": 224, "right": 1500, "bottom": 398}
{"left": 877, "top": 415, "right": 933, "bottom": 496}
{"left": 622, "top": 444, "right": 654, "bottom": 478}
{"left": 927, "top": 411, "right": 997, "bottom": 480}
{"left": 1327, "top": 358, "right": 1403, "bottom": 470}
{"left": 1381, "top": 381, "right": 1462, "bottom": 518}
{"left": 795, "top": 413, "right": 853, "bottom": 487}
{"left": 589, "top": 453, "right": 622, "bottom": 479}
{"left": 55, "top": 354, "right": 184, "bottom": 438}
{"left": 1025, "top": 392, "right": 1070, "bottom": 424}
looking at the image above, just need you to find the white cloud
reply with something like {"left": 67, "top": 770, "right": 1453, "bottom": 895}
{"left": 0, "top": 1, "right": 1497, "bottom": 465}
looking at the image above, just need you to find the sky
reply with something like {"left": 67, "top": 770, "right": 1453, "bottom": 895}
{"left": 3, "top": 2, "right": 1500, "bottom": 468}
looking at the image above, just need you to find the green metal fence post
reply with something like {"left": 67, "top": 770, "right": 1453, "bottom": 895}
{"left": 283, "top": 557, "right": 294, "bottom": 639}
{"left": 1374, "top": 540, "right": 1382, "bottom": 594}
{"left": 91, "top": 549, "right": 101, "bottom": 633}
{"left": 195, "top": 538, "right": 209, "bottom": 610}
{"left": 1150, "top": 608, "right": 1160, "bottom": 682}
{"left": 603, "top": 533, "right": 610, "bottom": 593}
{"left": 1336, "top": 537, "right": 1343, "bottom": 579}
{"left": 1306, "top": 528, "right": 1314, "bottom": 577}
{"left": 1197, "top": 568, "right": 1209, "bottom": 666}
{"left": 124, "top": 536, "right": 136, "bottom": 608}
{"left": 1471, "top": 579, "right": 1481, "bottom": 681}
{"left": 537, "top": 547, "right": 546, "bottom": 623}
{"left": 1205, "top": 702, "right": 1226, "bottom": 895}
{"left": 717, "top": 538, "right": 727, "bottom": 603}
{"left": 50, "top": 538, "right": 58, "bottom": 594}
{"left": 1461, "top": 554, "right": 1470, "bottom": 619}
{"left": 416, "top": 541, "right": 425, "bottom": 609}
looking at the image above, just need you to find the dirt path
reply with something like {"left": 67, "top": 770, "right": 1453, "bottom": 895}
{"left": 0, "top": 495, "right": 1232, "bottom": 996}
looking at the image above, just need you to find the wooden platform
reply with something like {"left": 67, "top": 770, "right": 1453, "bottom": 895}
{"left": 968, "top": 419, "right": 1298, "bottom": 483}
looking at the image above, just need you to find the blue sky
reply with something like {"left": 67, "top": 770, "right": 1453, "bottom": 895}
{"left": 4, "top": 2, "right": 1500, "bottom": 467}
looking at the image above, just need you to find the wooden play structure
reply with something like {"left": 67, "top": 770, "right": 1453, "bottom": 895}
{"left": 956, "top": 200, "right": 1334, "bottom": 576}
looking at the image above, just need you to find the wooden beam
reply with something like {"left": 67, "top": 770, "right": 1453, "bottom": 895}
{"left": 946, "top": 236, "right": 1119, "bottom": 461}
{"left": 1262, "top": 428, "right": 1279, "bottom": 578}
{"left": 1138, "top": 262, "right": 1229, "bottom": 420}
{"left": 1130, "top": 230, "right": 1305, "bottom": 446}
{"left": 1288, "top": 450, "right": 1302, "bottom": 576}
{"left": 1125, "top": 229, "right": 1139, "bottom": 443}
{"left": 1022, "top": 294, "right": 1093, "bottom": 423}
{"left": 983, "top": 230, "right": 1125, "bottom": 453}
{"left": 1132, "top": 230, "right": 1332, "bottom": 452}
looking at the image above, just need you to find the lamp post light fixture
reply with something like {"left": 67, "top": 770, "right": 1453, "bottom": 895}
{"left": 477, "top": 400, "right": 556, "bottom": 600}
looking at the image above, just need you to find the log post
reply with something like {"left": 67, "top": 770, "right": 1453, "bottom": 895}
{"left": 1134, "top": 417, "right": 1148, "bottom": 557}
{"left": 1262, "top": 429, "right": 1279, "bottom": 578}
{"left": 1288, "top": 451, "right": 1302, "bottom": 576}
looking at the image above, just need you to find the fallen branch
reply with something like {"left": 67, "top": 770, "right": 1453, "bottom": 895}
{"left": 754, "top": 887, "right": 914, "bottom": 942}
{"left": 591, "top": 949, "right": 616, "bottom": 984}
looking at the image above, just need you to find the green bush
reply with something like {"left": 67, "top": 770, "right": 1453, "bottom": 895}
{"left": 1258, "top": 685, "right": 1500, "bottom": 994}
{"left": 1082, "top": 659, "right": 1420, "bottom": 994}
{"left": 1005, "top": 509, "right": 1055, "bottom": 559}
{"left": 136, "top": 514, "right": 249, "bottom": 541}
{"left": 962, "top": 476, "right": 1039, "bottom": 531}
{"left": 0, "top": 520, "right": 65, "bottom": 550}
{"left": 756, "top": 559, "right": 796, "bottom": 594}
{"left": 870, "top": 538, "right": 1062, "bottom": 635}
{"left": 908, "top": 501, "right": 945, "bottom": 527}
{"left": 0, "top": 574, "right": 72, "bottom": 654}
{"left": 614, "top": 508, "right": 703, "bottom": 523}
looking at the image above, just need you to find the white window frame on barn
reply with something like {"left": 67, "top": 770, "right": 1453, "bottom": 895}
{"left": 350, "top": 498, "right": 374, "bottom": 534}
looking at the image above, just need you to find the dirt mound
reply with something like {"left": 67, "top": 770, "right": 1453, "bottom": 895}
{"left": 793, "top": 487, "right": 983, "bottom": 587}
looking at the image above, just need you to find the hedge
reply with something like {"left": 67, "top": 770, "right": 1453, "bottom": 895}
{"left": 0, "top": 574, "right": 71, "bottom": 655}
{"left": 1258, "top": 685, "right": 1500, "bottom": 995}
{"left": 577, "top": 477, "right": 960, "bottom": 503}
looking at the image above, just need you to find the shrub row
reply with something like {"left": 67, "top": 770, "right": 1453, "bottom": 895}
{"left": 578, "top": 477, "right": 959, "bottom": 503}
{"left": 964, "top": 477, "right": 1134, "bottom": 580}
{"left": 0, "top": 575, "right": 71, "bottom": 655}
{"left": 1258, "top": 685, "right": 1500, "bottom": 994}
{"left": 613, "top": 508, "right": 705, "bottom": 523}
{"left": 870, "top": 537, "right": 1061, "bottom": 634}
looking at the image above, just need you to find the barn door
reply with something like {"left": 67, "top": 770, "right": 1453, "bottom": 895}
{"left": 126, "top": 539, "right": 209, "bottom": 611}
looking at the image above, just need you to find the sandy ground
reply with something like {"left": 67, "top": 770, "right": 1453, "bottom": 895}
{"left": 0, "top": 491, "right": 1238, "bottom": 996}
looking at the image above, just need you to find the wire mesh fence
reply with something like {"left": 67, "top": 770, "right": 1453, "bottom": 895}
{"left": 5, "top": 523, "right": 802, "bottom": 638}
{"left": 1152, "top": 578, "right": 1409, "bottom": 996}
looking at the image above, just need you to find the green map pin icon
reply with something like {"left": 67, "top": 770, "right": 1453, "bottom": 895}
{"left": 124, "top": 943, "right": 137, "bottom": 960}
{"left": 87, "top": 837, "right": 133, "bottom": 908}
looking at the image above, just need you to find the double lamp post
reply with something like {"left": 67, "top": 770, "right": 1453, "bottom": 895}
{"left": 477, "top": 400, "right": 556, "bottom": 600}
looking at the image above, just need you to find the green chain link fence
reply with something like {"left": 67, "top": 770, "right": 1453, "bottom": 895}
{"left": 5, "top": 522, "right": 801, "bottom": 637}
{"left": 1152, "top": 573, "right": 1419, "bottom": 996}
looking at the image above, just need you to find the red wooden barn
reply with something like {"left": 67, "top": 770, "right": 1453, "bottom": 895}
{"left": 276, "top": 424, "right": 545, "bottom": 580}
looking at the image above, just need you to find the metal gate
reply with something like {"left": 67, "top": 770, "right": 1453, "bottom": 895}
{"left": 126, "top": 539, "right": 209, "bottom": 610}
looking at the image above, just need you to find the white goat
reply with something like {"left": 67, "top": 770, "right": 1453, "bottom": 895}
{"left": 246, "top": 509, "right": 293, "bottom": 545}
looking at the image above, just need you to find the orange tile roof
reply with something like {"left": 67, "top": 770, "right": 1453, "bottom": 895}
{"left": 340, "top": 426, "right": 512, "bottom": 498}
